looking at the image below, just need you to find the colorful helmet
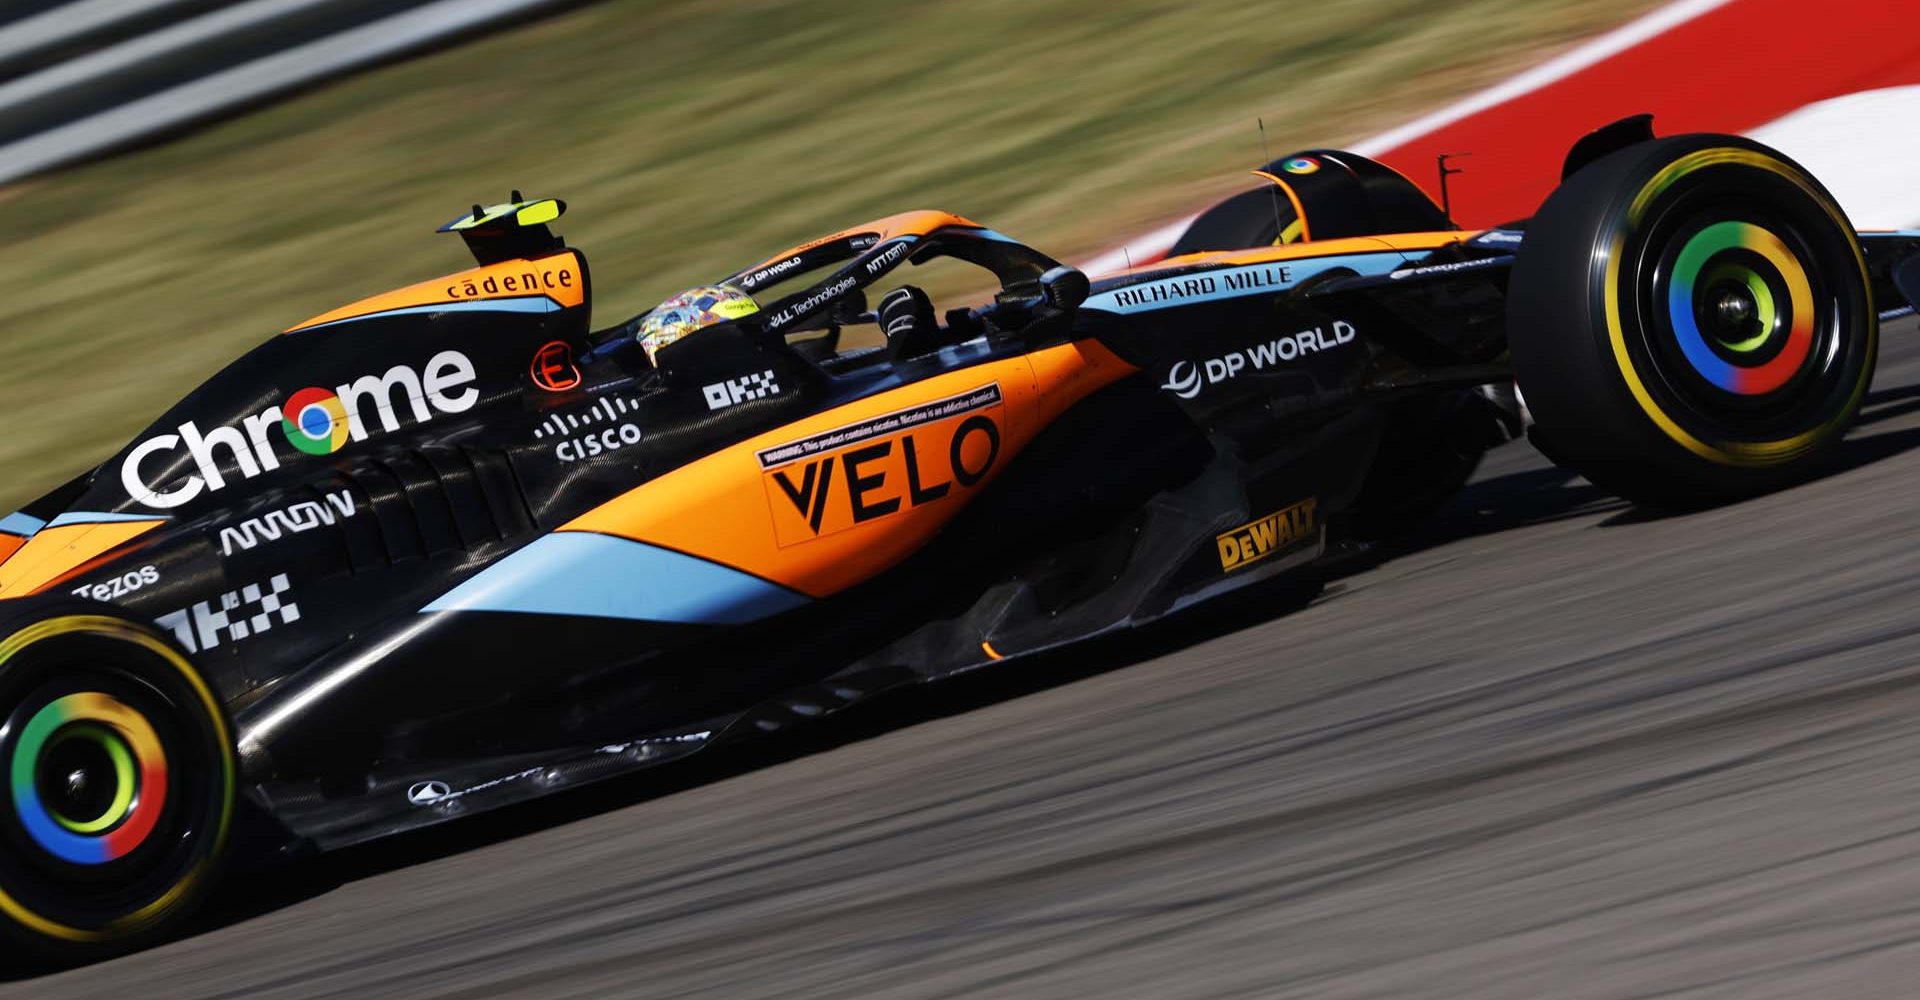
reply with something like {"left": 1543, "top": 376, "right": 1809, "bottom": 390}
{"left": 635, "top": 285, "right": 761, "bottom": 364}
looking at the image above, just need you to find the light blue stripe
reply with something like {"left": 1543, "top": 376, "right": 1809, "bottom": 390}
{"left": 421, "top": 532, "right": 811, "bottom": 625}
{"left": 46, "top": 511, "right": 163, "bottom": 528}
{"left": 1083, "top": 253, "right": 1406, "bottom": 315}
{"left": 0, "top": 512, "right": 44, "bottom": 536}
{"left": 294, "top": 296, "right": 562, "bottom": 333}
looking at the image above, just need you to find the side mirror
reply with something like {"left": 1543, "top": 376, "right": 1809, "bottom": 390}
{"left": 1039, "top": 266, "right": 1089, "bottom": 311}
{"left": 1895, "top": 254, "right": 1920, "bottom": 315}
{"left": 826, "top": 289, "right": 869, "bottom": 327}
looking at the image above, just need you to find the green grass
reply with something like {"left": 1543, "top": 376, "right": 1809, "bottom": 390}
{"left": 0, "top": 0, "right": 1653, "bottom": 507}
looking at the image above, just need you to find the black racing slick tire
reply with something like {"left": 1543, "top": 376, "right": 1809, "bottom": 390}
{"left": 1507, "top": 134, "right": 1877, "bottom": 509}
{"left": 0, "top": 599, "right": 234, "bottom": 963}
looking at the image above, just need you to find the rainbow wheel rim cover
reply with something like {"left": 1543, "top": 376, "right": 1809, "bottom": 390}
{"left": 1664, "top": 220, "right": 1814, "bottom": 396}
{"left": 0, "top": 617, "right": 231, "bottom": 943}
{"left": 11, "top": 692, "right": 169, "bottom": 865}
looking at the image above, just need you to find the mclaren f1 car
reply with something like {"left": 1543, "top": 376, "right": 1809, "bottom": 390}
{"left": 0, "top": 115, "right": 1915, "bottom": 958}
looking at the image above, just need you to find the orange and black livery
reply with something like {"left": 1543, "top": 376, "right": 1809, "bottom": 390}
{"left": 0, "top": 117, "right": 1915, "bottom": 960}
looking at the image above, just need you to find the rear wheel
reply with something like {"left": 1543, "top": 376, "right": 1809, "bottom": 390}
{"left": 0, "top": 602, "right": 233, "bottom": 963}
{"left": 1507, "top": 134, "right": 1876, "bottom": 508}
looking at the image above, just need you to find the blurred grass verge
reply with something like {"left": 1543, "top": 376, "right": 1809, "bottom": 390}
{"left": 0, "top": 0, "right": 1653, "bottom": 507}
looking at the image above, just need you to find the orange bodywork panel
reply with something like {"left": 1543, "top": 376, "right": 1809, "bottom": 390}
{"left": 0, "top": 521, "right": 165, "bottom": 598}
{"left": 1105, "top": 231, "right": 1471, "bottom": 282}
{"left": 285, "top": 250, "right": 587, "bottom": 333}
{"left": 825, "top": 209, "right": 986, "bottom": 243}
{"left": 564, "top": 339, "right": 1137, "bottom": 598}
{"left": 1250, "top": 171, "right": 1315, "bottom": 243}
{"left": 1363, "top": 231, "right": 1481, "bottom": 252}
{"left": 736, "top": 211, "right": 988, "bottom": 281}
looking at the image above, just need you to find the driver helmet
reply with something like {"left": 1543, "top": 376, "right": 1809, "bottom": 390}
{"left": 635, "top": 284, "right": 761, "bottom": 365}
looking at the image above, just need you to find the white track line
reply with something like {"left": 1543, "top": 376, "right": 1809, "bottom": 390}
{"left": 1080, "top": 218, "right": 1197, "bottom": 277}
{"left": 1746, "top": 86, "right": 1920, "bottom": 229}
{"left": 1351, "top": 0, "right": 1737, "bottom": 156}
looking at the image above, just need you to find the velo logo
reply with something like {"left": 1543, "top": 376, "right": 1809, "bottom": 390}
{"left": 758, "top": 385, "right": 1003, "bottom": 546}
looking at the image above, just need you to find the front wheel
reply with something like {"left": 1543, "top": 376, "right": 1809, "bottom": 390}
{"left": 1507, "top": 134, "right": 1876, "bottom": 508}
{"left": 0, "top": 601, "right": 235, "bottom": 963}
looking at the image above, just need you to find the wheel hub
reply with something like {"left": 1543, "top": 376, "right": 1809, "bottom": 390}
{"left": 36, "top": 724, "right": 132, "bottom": 834}
{"left": 1713, "top": 286, "right": 1756, "bottom": 332}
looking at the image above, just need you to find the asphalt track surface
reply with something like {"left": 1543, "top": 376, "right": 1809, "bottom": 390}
{"left": 12, "top": 319, "right": 1920, "bottom": 998}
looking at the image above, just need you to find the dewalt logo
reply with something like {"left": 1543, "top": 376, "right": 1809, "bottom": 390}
{"left": 1216, "top": 498, "right": 1318, "bottom": 573}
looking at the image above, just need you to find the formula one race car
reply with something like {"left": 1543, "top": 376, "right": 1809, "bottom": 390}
{"left": 0, "top": 116, "right": 1915, "bottom": 959}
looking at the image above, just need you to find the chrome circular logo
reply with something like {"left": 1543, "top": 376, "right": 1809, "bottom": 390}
{"left": 1281, "top": 156, "right": 1321, "bottom": 175}
{"left": 281, "top": 387, "right": 350, "bottom": 456}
